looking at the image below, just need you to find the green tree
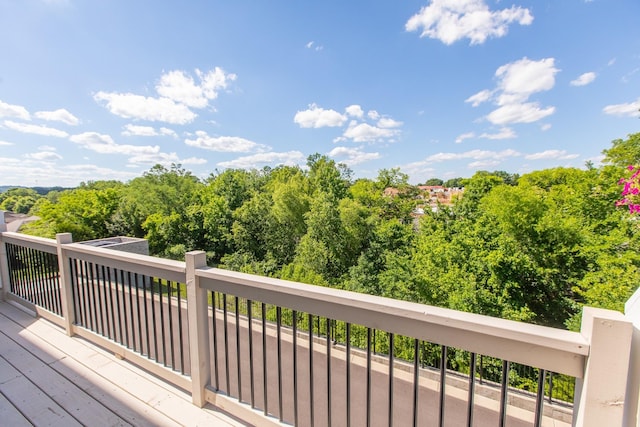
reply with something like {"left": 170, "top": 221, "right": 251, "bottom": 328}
{"left": 0, "top": 188, "right": 41, "bottom": 214}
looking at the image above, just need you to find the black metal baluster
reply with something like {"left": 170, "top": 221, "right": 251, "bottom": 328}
{"left": 138, "top": 274, "right": 153, "bottom": 359}
{"left": 293, "top": 310, "right": 298, "bottom": 427}
{"left": 499, "top": 360, "right": 509, "bottom": 427}
{"left": 125, "top": 270, "right": 134, "bottom": 350}
{"left": 91, "top": 263, "right": 105, "bottom": 336}
{"left": 326, "top": 317, "right": 331, "bottom": 427}
{"left": 534, "top": 369, "right": 546, "bottom": 427}
{"left": 346, "top": 323, "right": 351, "bottom": 427}
{"left": 389, "top": 333, "right": 394, "bottom": 427}
{"left": 309, "top": 313, "right": 314, "bottom": 427}
{"left": 439, "top": 345, "right": 447, "bottom": 427}
{"left": 211, "top": 291, "right": 219, "bottom": 390}
{"left": 98, "top": 265, "right": 109, "bottom": 338}
{"left": 176, "top": 282, "right": 185, "bottom": 375}
{"left": 236, "top": 296, "right": 242, "bottom": 402}
{"left": 413, "top": 339, "right": 420, "bottom": 427}
{"left": 223, "top": 294, "right": 230, "bottom": 394}
{"left": 92, "top": 264, "right": 108, "bottom": 336}
{"left": 36, "top": 250, "right": 50, "bottom": 311}
{"left": 89, "top": 263, "right": 99, "bottom": 334}
{"left": 277, "top": 307, "right": 283, "bottom": 422}
{"left": 117, "top": 269, "right": 128, "bottom": 347}
{"left": 79, "top": 261, "right": 90, "bottom": 329}
{"left": 132, "top": 272, "right": 142, "bottom": 353}
{"left": 105, "top": 266, "right": 116, "bottom": 341}
{"left": 150, "top": 276, "right": 158, "bottom": 361}
{"left": 24, "top": 248, "right": 36, "bottom": 304}
{"left": 158, "top": 278, "right": 166, "bottom": 366}
{"left": 113, "top": 268, "right": 124, "bottom": 345}
{"left": 262, "top": 303, "right": 268, "bottom": 416}
{"left": 366, "top": 328, "right": 372, "bottom": 427}
{"left": 248, "top": 299, "right": 255, "bottom": 408}
{"left": 168, "top": 281, "right": 176, "bottom": 370}
{"left": 467, "top": 353, "right": 476, "bottom": 427}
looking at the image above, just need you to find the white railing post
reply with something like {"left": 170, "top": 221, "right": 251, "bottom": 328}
{"left": 574, "top": 307, "right": 633, "bottom": 427}
{"left": 624, "top": 287, "right": 640, "bottom": 426}
{"left": 186, "top": 251, "right": 211, "bottom": 407}
{"left": 56, "top": 233, "right": 75, "bottom": 336}
{"left": 0, "top": 211, "right": 8, "bottom": 301}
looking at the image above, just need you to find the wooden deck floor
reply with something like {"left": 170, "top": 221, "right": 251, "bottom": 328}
{"left": 0, "top": 300, "right": 248, "bottom": 427}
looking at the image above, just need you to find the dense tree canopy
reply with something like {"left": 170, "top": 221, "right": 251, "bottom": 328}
{"left": 14, "top": 133, "right": 640, "bottom": 330}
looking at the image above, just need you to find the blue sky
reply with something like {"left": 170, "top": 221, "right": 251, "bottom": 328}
{"left": 1, "top": 0, "right": 639, "bottom": 187}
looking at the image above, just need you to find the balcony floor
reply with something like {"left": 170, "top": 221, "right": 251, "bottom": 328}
{"left": 0, "top": 300, "right": 246, "bottom": 427}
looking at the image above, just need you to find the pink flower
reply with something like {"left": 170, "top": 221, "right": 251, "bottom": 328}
{"left": 629, "top": 165, "right": 635, "bottom": 171}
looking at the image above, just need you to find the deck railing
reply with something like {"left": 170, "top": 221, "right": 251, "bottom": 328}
{"left": 0, "top": 220, "right": 636, "bottom": 426}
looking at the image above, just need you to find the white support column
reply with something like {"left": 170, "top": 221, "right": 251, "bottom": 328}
{"left": 574, "top": 307, "right": 633, "bottom": 427}
{"left": 56, "top": 233, "right": 75, "bottom": 336}
{"left": 186, "top": 251, "right": 211, "bottom": 407}
{"left": 624, "top": 287, "right": 640, "bottom": 427}
{"left": 0, "top": 211, "right": 8, "bottom": 301}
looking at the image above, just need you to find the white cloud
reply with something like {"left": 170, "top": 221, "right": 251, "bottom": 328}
{"left": 294, "top": 104, "right": 347, "bottom": 128}
{"left": 479, "top": 127, "right": 516, "bottom": 140}
{"left": 185, "top": 131, "right": 269, "bottom": 152}
{"left": 338, "top": 122, "right": 400, "bottom": 143}
{"left": 94, "top": 92, "right": 197, "bottom": 125}
{"left": 468, "top": 160, "right": 501, "bottom": 169}
{"left": 34, "top": 108, "right": 79, "bottom": 125}
{"left": 425, "top": 148, "right": 521, "bottom": 163}
{"left": 465, "top": 89, "right": 493, "bottom": 107}
{"left": 70, "top": 132, "right": 160, "bottom": 155}
{"left": 495, "top": 58, "right": 559, "bottom": 104}
{"left": 486, "top": 102, "right": 555, "bottom": 125}
{"left": 622, "top": 67, "right": 640, "bottom": 84}
{"left": 525, "top": 150, "right": 579, "bottom": 160}
{"left": 603, "top": 98, "right": 640, "bottom": 117}
{"left": 345, "top": 105, "right": 364, "bottom": 118}
{"left": 156, "top": 70, "right": 207, "bottom": 108}
{"left": 160, "top": 127, "right": 178, "bottom": 138}
{"left": 328, "top": 146, "right": 381, "bottom": 165}
{"left": 217, "top": 151, "right": 305, "bottom": 169}
{"left": 0, "top": 140, "right": 14, "bottom": 146}
{"left": 405, "top": 0, "right": 533, "bottom": 45}
{"left": 156, "top": 68, "right": 236, "bottom": 108}
{"left": 0, "top": 160, "right": 139, "bottom": 187}
{"left": 377, "top": 117, "right": 403, "bottom": 128}
{"left": 4, "top": 120, "right": 69, "bottom": 137}
{"left": 122, "top": 124, "right": 159, "bottom": 137}
{"left": 455, "top": 132, "right": 475, "bottom": 143}
{"left": 122, "top": 124, "right": 178, "bottom": 138}
{"left": 305, "top": 41, "right": 324, "bottom": 51}
{"left": 25, "top": 150, "right": 63, "bottom": 161}
{"left": 540, "top": 123, "right": 552, "bottom": 131}
{"left": 467, "top": 57, "right": 559, "bottom": 125}
{"left": 0, "top": 100, "right": 30, "bottom": 120}
{"left": 570, "top": 72, "right": 596, "bottom": 87}
{"left": 298, "top": 103, "right": 402, "bottom": 144}
{"left": 128, "top": 152, "right": 207, "bottom": 166}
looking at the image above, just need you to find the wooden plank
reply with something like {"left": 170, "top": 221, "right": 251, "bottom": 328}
{"left": 0, "top": 331, "right": 129, "bottom": 427}
{"left": 0, "top": 355, "right": 82, "bottom": 426}
{"left": 0, "top": 391, "right": 34, "bottom": 427}
{"left": 0, "top": 304, "right": 180, "bottom": 427}
{"left": 0, "top": 301, "right": 242, "bottom": 426}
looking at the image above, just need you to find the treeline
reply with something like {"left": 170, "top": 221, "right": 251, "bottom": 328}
{"left": 11, "top": 133, "right": 640, "bottom": 330}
